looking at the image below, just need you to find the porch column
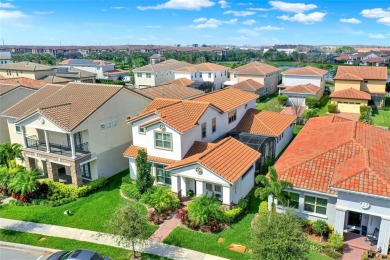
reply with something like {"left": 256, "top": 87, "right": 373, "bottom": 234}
{"left": 47, "top": 162, "right": 59, "bottom": 182}
{"left": 180, "top": 177, "right": 187, "bottom": 195}
{"left": 69, "top": 133, "right": 76, "bottom": 159}
{"left": 70, "top": 161, "right": 83, "bottom": 187}
{"left": 21, "top": 126, "right": 27, "bottom": 148}
{"left": 222, "top": 186, "right": 231, "bottom": 205}
{"left": 171, "top": 175, "right": 179, "bottom": 193}
{"left": 196, "top": 180, "right": 204, "bottom": 197}
{"left": 377, "top": 218, "right": 390, "bottom": 255}
{"left": 44, "top": 130, "right": 50, "bottom": 153}
{"left": 334, "top": 208, "right": 346, "bottom": 235}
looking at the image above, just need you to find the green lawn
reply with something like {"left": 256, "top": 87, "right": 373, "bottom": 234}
{"left": 317, "top": 96, "right": 330, "bottom": 116}
{"left": 256, "top": 93, "right": 281, "bottom": 112}
{"left": 0, "top": 229, "right": 169, "bottom": 260}
{"left": 0, "top": 170, "right": 157, "bottom": 236}
{"left": 372, "top": 97, "right": 390, "bottom": 128}
{"left": 163, "top": 193, "right": 330, "bottom": 260}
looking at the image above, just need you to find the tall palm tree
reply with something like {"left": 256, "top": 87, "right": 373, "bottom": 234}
{"left": 0, "top": 143, "right": 24, "bottom": 168}
{"left": 8, "top": 169, "right": 39, "bottom": 197}
{"left": 255, "top": 166, "right": 293, "bottom": 212}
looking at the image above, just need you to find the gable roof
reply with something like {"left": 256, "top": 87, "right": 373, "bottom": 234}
{"left": 59, "top": 59, "right": 113, "bottom": 66}
{"left": 2, "top": 82, "right": 124, "bottom": 132}
{"left": 133, "top": 83, "right": 204, "bottom": 100}
{"left": 123, "top": 145, "right": 176, "bottom": 165}
{"left": 230, "top": 79, "right": 264, "bottom": 92}
{"left": 0, "top": 62, "right": 54, "bottom": 71}
{"left": 0, "top": 77, "right": 45, "bottom": 89}
{"left": 165, "top": 137, "right": 260, "bottom": 183}
{"left": 133, "top": 59, "right": 191, "bottom": 73}
{"left": 330, "top": 88, "right": 371, "bottom": 100}
{"left": 175, "top": 62, "right": 230, "bottom": 72}
{"left": 281, "top": 83, "right": 321, "bottom": 95}
{"left": 0, "top": 84, "right": 32, "bottom": 97}
{"left": 282, "top": 66, "right": 328, "bottom": 76}
{"left": 41, "top": 75, "right": 72, "bottom": 84}
{"left": 275, "top": 116, "right": 390, "bottom": 197}
{"left": 334, "top": 66, "right": 388, "bottom": 80}
{"left": 160, "top": 78, "right": 194, "bottom": 87}
{"left": 191, "top": 87, "right": 258, "bottom": 112}
{"left": 231, "top": 109, "right": 296, "bottom": 137}
{"left": 230, "top": 62, "right": 280, "bottom": 75}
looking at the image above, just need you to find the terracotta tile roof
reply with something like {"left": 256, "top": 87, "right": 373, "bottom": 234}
{"left": 275, "top": 116, "right": 390, "bottom": 197}
{"left": 334, "top": 66, "right": 388, "bottom": 80}
{"left": 103, "top": 69, "right": 129, "bottom": 75}
{"left": 365, "top": 57, "right": 387, "bottom": 63}
{"left": 191, "top": 87, "right": 258, "bottom": 112}
{"left": 334, "top": 55, "right": 352, "bottom": 61}
{"left": 160, "top": 78, "right": 194, "bottom": 87}
{"left": 59, "top": 59, "right": 113, "bottom": 66}
{"left": 123, "top": 145, "right": 177, "bottom": 165}
{"left": 0, "top": 84, "right": 20, "bottom": 96}
{"left": 133, "top": 83, "right": 204, "bottom": 100}
{"left": 0, "top": 62, "right": 54, "bottom": 71}
{"left": 175, "top": 62, "right": 230, "bottom": 72}
{"left": 281, "top": 106, "right": 306, "bottom": 117}
{"left": 165, "top": 137, "right": 260, "bottom": 183}
{"left": 281, "top": 83, "right": 320, "bottom": 94}
{"left": 282, "top": 66, "right": 328, "bottom": 76}
{"left": 41, "top": 76, "right": 72, "bottom": 84}
{"left": 330, "top": 88, "right": 371, "bottom": 100}
{"left": 230, "top": 79, "right": 264, "bottom": 92}
{"left": 231, "top": 109, "right": 296, "bottom": 137}
{"left": 2, "top": 83, "right": 123, "bottom": 132}
{"left": 0, "top": 77, "right": 45, "bottom": 89}
{"left": 334, "top": 73, "right": 363, "bottom": 81}
{"left": 133, "top": 59, "right": 191, "bottom": 72}
{"left": 230, "top": 62, "right": 280, "bottom": 75}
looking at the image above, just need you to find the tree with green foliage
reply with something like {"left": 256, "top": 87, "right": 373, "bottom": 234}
{"left": 328, "top": 232, "right": 344, "bottom": 251}
{"left": 0, "top": 143, "right": 23, "bottom": 168}
{"left": 255, "top": 166, "right": 293, "bottom": 212}
{"left": 303, "top": 108, "right": 320, "bottom": 120}
{"left": 305, "top": 97, "right": 319, "bottom": 108}
{"left": 252, "top": 210, "right": 309, "bottom": 260}
{"left": 7, "top": 169, "right": 39, "bottom": 196}
{"left": 187, "top": 195, "right": 223, "bottom": 226}
{"left": 135, "top": 150, "right": 154, "bottom": 194}
{"left": 312, "top": 220, "right": 328, "bottom": 241}
{"left": 335, "top": 46, "right": 356, "bottom": 54}
{"left": 277, "top": 95, "right": 288, "bottom": 106}
{"left": 107, "top": 203, "right": 149, "bottom": 258}
{"left": 140, "top": 186, "right": 180, "bottom": 213}
{"left": 359, "top": 106, "right": 373, "bottom": 125}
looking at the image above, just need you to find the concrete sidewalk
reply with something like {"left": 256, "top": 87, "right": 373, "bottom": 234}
{"left": 0, "top": 218, "right": 227, "bottom": 260}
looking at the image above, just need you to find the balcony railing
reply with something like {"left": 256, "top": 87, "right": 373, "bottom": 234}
{"left": 26, "top": 138, "right": 90, "bottom": 158}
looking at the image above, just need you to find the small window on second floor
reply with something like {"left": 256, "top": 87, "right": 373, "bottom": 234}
{"left": 146, "top": 73, "right": 151, "bottom": 78}
{"left": 363, "top": 80, "right": 368, "bottom": 83}
{"left": 212, "top": 118, "right": 216, "bottom": 133}
{"left": 199, "top": 72, "right": 203, "bottom": 77}
{"left": 201, "top": 122, "right": 207, "bottom": 139}
{"left": 208, "top": 72, "right": 212, "bottom": 78}
{"left": 139, "top": 126, "right": 146, "bottom": 134}
{"left": 111, "top": 120, "right": 117, "bottom": 127}
{"left": 136, "top": 72, "right": 142, "bottom": 77}
{"left": 228, "top": 110, "right": 237, "bottom": 124}
{"left": 100, "top": 123, "right": 105, "bottom": 131}
{"left": 15, "top": 125, "right": 22, "bottom": 134}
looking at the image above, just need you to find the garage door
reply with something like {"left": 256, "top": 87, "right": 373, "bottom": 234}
{"left": 287, "top": 96, "right": 305, "bottom": 106}
{"left": 337, "top": 103, "right": 360, "bottom": 113}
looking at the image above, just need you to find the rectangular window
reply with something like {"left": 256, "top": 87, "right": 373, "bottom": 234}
{"left": 208, "top": 72, "right": 212, "bottom": 78}
{"left": 155, "top": 132, "right": 172, "bottom": 150}
{"left": 81, "top": 162, "right": 91, "bottom": 179}
{"left": 234, "top": 73, "right": 237, "bottom": 78}
{"left": 136, "top": 72, "right": 142, "bottom": 77}
{"left": 215, "top": 185, "right": 222, "bottom": 192}
{"left": 212, "top": 118, "right": 216, "bottom": 133}
{"left": 15, "top": 125, "right": 22, "bottom": 134}
{"left": 278, "top": 191, "right": 299, "bottom": 209}
{"left": 100, "top": 123, "right": 105, "bottom": 131}
{"left": 228, "top": 110, "right": 237, "bottom": 124}
{"left": 201, "top": 122, "right": 207, "bottom": 139}
{"left": 363, "top": 80, "right": 368, "bottom": 83}
{"left": 156, "top": 164, "right": 171, "bottom": 185}
{"left": 304, "top": 195, "right": 327, "bottom": 215}
{"left": 206, "top": 183, "right": 212, "bottom": 191}
{"left": 199, "top": 72, "right": 202, "bottom": 77}
{"left": 139, "top": 126, "right": 146, "bottom": 134}
{"left": 106, "top": 121, "right": 112, "bottom": 129}
{"left": 111, "top": 120, "right": 117, "bottom": 127}
{"left": 146, "top": 73, "right": 151, "bottom": 78}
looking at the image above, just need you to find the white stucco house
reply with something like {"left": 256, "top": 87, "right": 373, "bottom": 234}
{"left": 274, "top": 116, "right": 390, "bottom": 255}
{"left": 123, "top": 88, "right": 261, "bottom": 204}
{"left": 1, "top": 82, "right": 151, "bottom": 186}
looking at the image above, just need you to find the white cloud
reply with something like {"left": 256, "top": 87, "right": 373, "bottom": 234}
{"left": 144, "top": 25, "right": 161, "bottom": 28}
{"left": 269, "top": 1, "right": 317, "bottom": 13}
{"left": 237, "top": 2, "right": 253, "bottom": 6}
{"left": 247, "top": 8, "right": 271, "bottom": 11}
{"left": 33, "top": 11, "right": 53, "bottom": 15}
{"left": 242, "top": 19, "right": 256, "bottom": 25}
{"left": 137, "top": 0, "right": 215, "bottom": 11}
{"left": 0, "top": 10, "right": 27, "bottom": 20}
{"left": 278, "top": 12, "right": 326, "bottom": 24}
{"left": 190, "top": 17, "right": 237, "bottom": 28}
{"left": 218, "top": 0, "right": 229, "bottom": 8}
{"left": 339, "top": 18, "right": 361, "bottom": 24}
{"left": 0, "top": 2, "right": 15, "bottom": 8}
{"left": 361, "top": 8, "right": 390, "bottom": 26}
{"left": 238, "top": 28, "right": 259, "bottom": 36}
{"left": 223, "top": 10, "right": 256, "bottom": 17}
{"left": 369, "top": 33, "right": 386, "bottom": 39}
{"left": 110, "top": 6, "right": 127, "bottom": 10}
{"left": 255, "top": 25, "right": 284, "bottom": 30}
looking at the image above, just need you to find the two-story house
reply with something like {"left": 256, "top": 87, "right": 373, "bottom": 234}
{"left": 124, "top": 88, "right": 261, "bottom": 204}
{"left": 173, "top": 63, "right": 230, "bottom": 91}
{"left": 0, "top": 62, "right": 56, "bottom": 80}
{"left": 273, "top": 116, "right": 390, "bottom": 255}
{"left": 229, "top": 62, "right": 280, "bottom": 94}
{"left": 133, "top": 59, "right": 191, "bottom": 87}
{"left": 1, "top": 82, "right": 151, "bottom": 186}
{"left": 330, "top": 66, "right": 388, "bottom": 113}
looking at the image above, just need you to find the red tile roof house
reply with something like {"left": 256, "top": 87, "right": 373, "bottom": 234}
{"left": 273, "top": 116, "right": 390, "bottom": 255}
{"left": 124, "top": 88, "right": 263, "bottom": 204}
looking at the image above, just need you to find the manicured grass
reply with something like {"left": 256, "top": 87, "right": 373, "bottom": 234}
{"left": 0, "top": 229, "right": 170, "bottom": 260}
{"left": 163, "top": 193, "right": 331, "bottom": 260}
{"left": 256, "top": 93, "right": 281, "bottom": 112}
{"left": 293, "top": 125, "right": 303, "bottom": 136}
{"left": 0, "top": 170, "right": 158, "bottom": 236}
{"left": 318, "top": 96, "right": 330, "bottom": 116}
{"left": 373, "top": 97, "right": 390, "bottom": 128}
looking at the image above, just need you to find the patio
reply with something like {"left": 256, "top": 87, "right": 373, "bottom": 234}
{"left": 343, "top": 232, "right": 376, "bottom": 260}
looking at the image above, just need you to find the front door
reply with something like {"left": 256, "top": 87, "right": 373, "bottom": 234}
{"left": 347, "top": 211, "right": 362, "bottom": 229}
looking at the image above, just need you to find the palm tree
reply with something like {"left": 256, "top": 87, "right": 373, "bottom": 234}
{"left": 0, "top": 143, "right": 24, "bottom": 168}
{"left": 255, "top": 166, "right": 293, "bottom": 212}
{"left": 8, "top": 169, "right": 39, "bottom": 197}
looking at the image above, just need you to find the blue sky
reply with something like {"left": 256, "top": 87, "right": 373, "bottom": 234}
{"left": 0, "top": 0, "right": 389, "bottom": 46}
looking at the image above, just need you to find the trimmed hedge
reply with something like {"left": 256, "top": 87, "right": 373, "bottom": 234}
{"left": 305, "top": 97, "right": 319, "bottom": 109}
{"left": 360, "top": 105, "right": 372, "bottom": 114}
{"left": 277, "top": 95, "right": 288, "bottom": 106}
{"left": 258, "top": 201, "right": 269, "bottom": 214}
{"left": 328, "top": 104, "right": 337, "bottom": 113}
{"left": 223, "top": 198, "right": 249, "bottom": 223}
{"left": 121, "top": 182, "right": 141, "bottom": 200}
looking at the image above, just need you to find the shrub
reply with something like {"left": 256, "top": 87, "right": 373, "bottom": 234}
{"left": 223, "top": 207, "right": 242, "bottom": 223}
{"left": 175, "top": 206, "right": 189, "bottom": 224}
{"left": 122, "top": 175, "right": 134, "bottom": 184}
{"left": 258, "top": 201, "right": 269, "bottom": 214}
{"left": 360, "top": 105, "right": 372, "bottom": 114}
{"left": 359, "top": 106, "right": 373, "bottom": 125}
{"left": 322, "top": 245, "right": 343, "bottom": 259}
{"left": 277, "top": 95, "right": 288, "bottom": 106}
{"left": 188, "top": 195, "right": 223, "bottom": 227}
{"left": 305, "top": 97, "right": 319, "bottom": 108}
{"left": 40, "top": 180, "right": 77, "bottom": 200}
{"left": 121, "top": 183, "right": 141, "bottom": 200}
{"left": 328, "top": 103, "right": 337, "bottom": 113}
{"left": 328, "top": 232, "right": 344, "bottom": 252}
{"left": 237, "top": 198, "right": 249, "bottom": 210}
{"left": 140, "top": 186, "right": 179, "bottom": 213}
{"left": 312, "top": 219, "right": 329, "bottom": 238}
{"left": 74, "top": 178, "right": 108, "bottom": 197}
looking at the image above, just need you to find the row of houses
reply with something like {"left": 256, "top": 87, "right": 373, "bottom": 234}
{"left": 332, "top": 51, "right": 390, "bottom": 67}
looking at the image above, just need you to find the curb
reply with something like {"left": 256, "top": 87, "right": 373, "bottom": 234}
{"left": 0, "top": 241, "right": 59, "bottom": 255}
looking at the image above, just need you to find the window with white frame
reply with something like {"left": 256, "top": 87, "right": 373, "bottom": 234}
{"left": 15, "top": 125, "right": 22, "bottom": 134}
{"left": 100, "top": 123, "right": 105, "bottom": 131}
{"left": 139, "top": 126, "right": 146, "bottom": 134}
{"left": 206, "top": 183, "right": 212, "bottom": 191}
{"left": 199, "top": 72, "right": 202, "bottom": 77}
{"left": 278, "top": 191, "right": 299, "bottom": 209}
{"left": 208, "top": 72, "right": 212, "bottom": 78}
{"left": 228, "top": 110, "right": 237, "bottom": 124}
{"left": 111, "top": 120, "right": 117, "bottom": 127}
{"left": 146, "top": 73, "right": 151, "bottom": 78}
{"left": 155, "top": 132, "right": 172, "bottom": 150}
{"left": 106, "top": 121, "right": 112, "bottom": 129}
{"left": 212, "top": 118, "right": 216, "bottom": 133}
{"left": 201, "top": 122, "right": 207, "bottom": 139}
{"left": 215, "top": 185, "right": 222, "bottom": 192}
{"left": 304, "top": 195, "right": 327, "bottom": 215}
{"left": 156, "top": 164, "right": 171, "bottom": 185}
{"left": 136, "top": 72, "right": 142, "bottom": 77}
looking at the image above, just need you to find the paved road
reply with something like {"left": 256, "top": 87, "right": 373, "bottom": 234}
{"left": 0, "top": 246, "right": 42, "bottom": 260}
